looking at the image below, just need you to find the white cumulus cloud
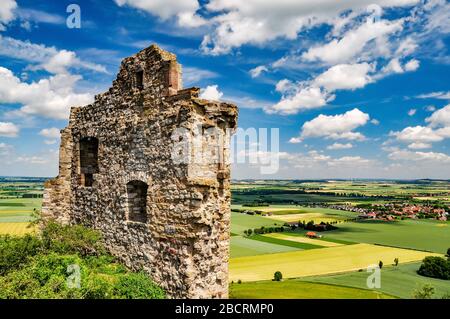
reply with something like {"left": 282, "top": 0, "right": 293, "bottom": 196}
{"left": 302, "top": 17, "right": 404, "bottom": 64}
{"left": 200, "top": 85, "right": 223, "bottom": 101}
{"left": 390, "top": 125, "right": 443, "bottom": 143}
{"left": 390, "top": 104, "right": 450, "bottom": 150}
{"left": 0, "top": 67, "right": 93, "bottom": 120}
{"left": 267, "top": 86, "right": 333, "bottom": 115}
{"left": 293, "top": 108, "right": 370, "bottom": 142}
{"left": 0, "top": 122, "right": 19, "bottom": 137}
{"left": 425, "top": 104, "right": 450, "bottom": 128}
{"left": 313, "top": 63, "right": 374, "bottom": 91}
{"left": 327, "top": 143, "right": 353, "bottom": 150}
{"left": 0, "top": 35, "right": 107, "bottom": 75}
{"left": 0, "top": 0, "right": 17, "bottom": 30}
{"left": 388, "top": 149, "right": 450, "bottom": 163}
{"left": 114, "top": 0, "right": 206, "bottom": 27}
{"left": 408, "top": 142, "right": 431, "bottom": 149}
{"left": 201, "top": 0, "right": 418, "bottom": 54}
{"left": 249, "top": 65, "right": 268, "bottom": 78}
{"left": 39, "top": 127, "right": 60, "bottom": 139}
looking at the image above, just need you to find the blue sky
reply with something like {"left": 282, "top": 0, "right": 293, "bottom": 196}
{"left": 0, "top": 0, "right": 449, "bottom": 179}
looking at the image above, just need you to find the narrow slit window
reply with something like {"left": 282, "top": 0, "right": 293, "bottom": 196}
{"left": 136, "top": 70, "right": 144, "bottom": 90}
{"left": 127, "top": 180, "right": 148, "bottom": 223}
{"left": 83, "top": 173, "right": 94, "bottom": 187}
{"left": 79, "top": 137, "right": 99, "bottom": 187}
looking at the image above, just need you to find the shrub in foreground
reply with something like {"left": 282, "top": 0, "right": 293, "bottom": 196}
{"left": 0, "top": 234, "right": 42, "bottom": 275}
{"left": 0, "top": 221, "right": 165, "bottom": 299}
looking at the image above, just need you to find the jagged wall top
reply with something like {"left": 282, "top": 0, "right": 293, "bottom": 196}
{"left": 96, "top": 44, "right": 183, "bottom": 101}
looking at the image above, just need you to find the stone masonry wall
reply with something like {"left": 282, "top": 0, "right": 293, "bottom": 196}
{"left": 42, "top": 45, "right": 238, "bottom": 298}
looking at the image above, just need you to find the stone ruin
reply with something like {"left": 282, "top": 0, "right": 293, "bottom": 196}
{"left": 42, "top": 44, "right": 238, "bottom": 298}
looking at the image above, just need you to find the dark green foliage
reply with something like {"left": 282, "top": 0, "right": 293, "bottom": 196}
{"left": 412, "top": 284, "right": 435, "bottom": 299}
{"left": 0, "top": 221, "right": 165, "bottom": 299}
{"left": 252, "top": 226, "right": 286, "bottom": 235}
{"left": 417, "top": 256, "right": 450, "bottom": 280}
{"left": 273, "top": 271, "right": 282, "bottom": 281}
{"left": 113, "top": 272, "right": 165, "bottom": 299}
{"left": 0, "top": 234, "right": 42, "bottom": 275}
{"left": 41, "top": 221, "right": 105, "bottom": 256}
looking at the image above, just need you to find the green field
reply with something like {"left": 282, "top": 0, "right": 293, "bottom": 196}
{"left": 248, "top": 234, "right": 322, "bottom": 250}
{"left": 230, "top": 212, "right": 283, "bottom": 235}
{"left": 325, "top": 219, "right": 450, "bottom": 254}
{"left": 229, "top": 280, "right": 395, "bottom": 299}
{"left": 267, "top": 212, "right": 349, "bottom": 224}
{"left": 0, "top": 198, "right": 41, "bottom": 223}
{"left": 1, "top": 178, "right": 449, "bottom": 299}
{"left": 232, "top": 204, "right": 358, "bottom": 217}
{"left": 0, "top": 182, "right": 43, "bottom": 236}
{"left": 266, "top": 233, "right": 344, "bottom": 247}
{"left": 229, "top": 243, "right": 441, "bottom": 282}
{"left": 230, "top": 236, "right": 299, "bottom": 258}
{"left": 305, "top": 262, "right": 450, "bottom": 299}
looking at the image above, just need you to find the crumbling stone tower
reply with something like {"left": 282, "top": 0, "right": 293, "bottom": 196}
{"left": 42, "top": 45, "right": 238, "bottom": 298}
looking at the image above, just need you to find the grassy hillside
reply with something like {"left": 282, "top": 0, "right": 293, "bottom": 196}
{"left": 325, "top": 219, "right": 450, "bottom": 253}
{"left": 229, "top": 243, "right": 441, "bottom": 282}
{"left": 231, "top": 212, "right": 283, "bottom": 235}
{"left": 305, "top": 262, "right": 450, "bottom": 299}
{"left": 229, "top": 280, "right": 395, "bottom": 299}
{"left": 230, "top": 236, "right": 299, "bottom": 258}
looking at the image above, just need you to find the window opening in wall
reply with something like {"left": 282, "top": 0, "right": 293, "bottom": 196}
{"left": 127, "top": 180, "right": 148, "bottom": 223}
{"left": 79, "top": 137, "right": 99, "bottom": 187}
{"left": 136, "top": 70, "right": 144, "bottom": 90}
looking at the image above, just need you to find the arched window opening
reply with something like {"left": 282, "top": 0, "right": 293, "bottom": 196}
{"left": 127, "top": 180, "right": 148, "bottom": 223}
{"left": 79, "top": 137, "right": 99, "bottom": 187}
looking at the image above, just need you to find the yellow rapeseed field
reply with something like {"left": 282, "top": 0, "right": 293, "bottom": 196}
{"left": 229, "top": 243, "right": 441, "bottom": 282}
{"left": 0, "top": 222, "right": 36, "bottom": 236}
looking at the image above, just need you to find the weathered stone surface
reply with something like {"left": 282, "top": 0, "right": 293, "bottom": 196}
{"left": 42, "top": 44, "right": 238, "bottom": 299}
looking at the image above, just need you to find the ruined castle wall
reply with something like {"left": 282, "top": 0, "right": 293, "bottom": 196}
{"left": 42, "top": 45, "right": 237, "bottom": 298}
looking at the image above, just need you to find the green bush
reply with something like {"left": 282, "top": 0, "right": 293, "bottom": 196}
{"left": 0, "top": 221, "right": 165, "bottom": 299}
{"left": 41, "top": 221, "right": 105, "bottom": 256}
{"left": 113, "top": 272, "right": 166, "bottom": 299}
{"left": 412, "top": 284, "right": 435, "bottom": 299}
{"left": 417, "top": 256, "right": 450, "bottom": 280}
{"left": 0, "top": 253, "right": 85, "bottom": 299}
{"left": 0, "top": 234, "right": 42, "bottom": 275}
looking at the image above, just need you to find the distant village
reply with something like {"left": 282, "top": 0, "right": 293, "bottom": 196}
{"left": 319, "top": 203, "right": 449, "bottom": 221}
